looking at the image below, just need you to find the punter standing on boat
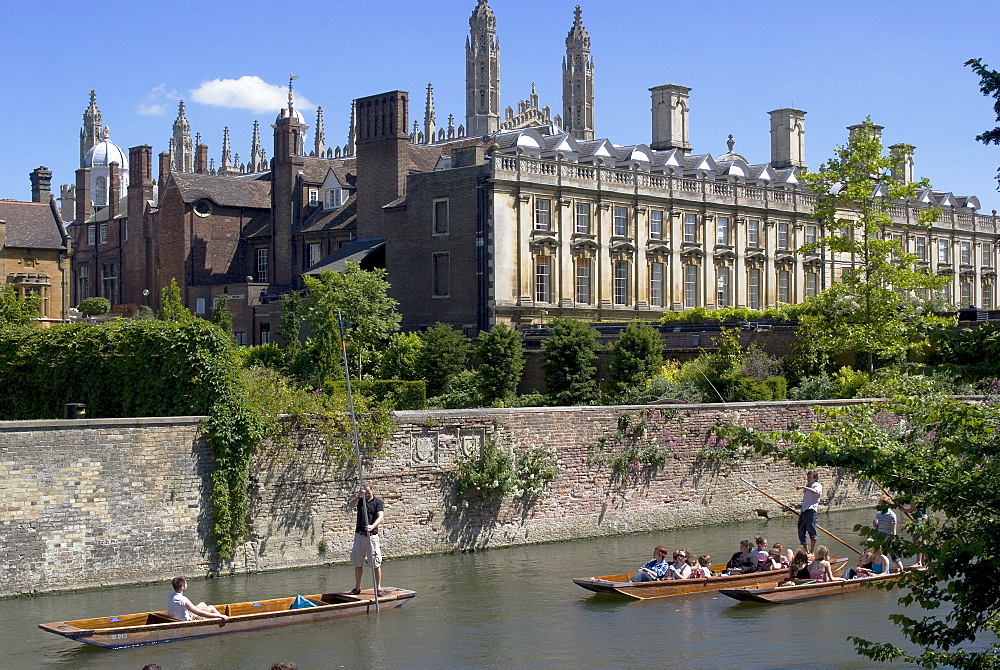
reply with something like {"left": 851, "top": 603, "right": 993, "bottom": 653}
{"left": 349, "top": 484, "right": 385, "bottom": 595}
{"left": 796, "top": 470, "right": 822, "bottom": 554}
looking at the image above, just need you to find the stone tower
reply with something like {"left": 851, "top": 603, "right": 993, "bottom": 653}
{"left": 562, "top": 5, "right": 594, "bottom": 141}
{"left": 271, "top": 79, "right": 309, "bottom": 288}
{"left": 79, "top": 89, "right": 106, "bottom": 167}
{"left": 171, "top": 101, "right": 194, "bottom": 173}
{"left": 650, "top": 84, "right": 691, "bottom": 153}
{"left": 465, "top": 0, "right": 500, "bottom": 137}
{"left": 769, "top": 108, "right": 807, "bottom": 169}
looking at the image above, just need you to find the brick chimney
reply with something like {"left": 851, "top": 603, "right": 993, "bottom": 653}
{"left": 108, "top": 162, "right": 120, "bottom": 219}
{"left": 355, "top": 90, "right": 411, "bottom": 239}
{"left": 75, "top": 167, "right": 91, "bottom": 225}
{"left": 30, "top": 166, "right": 53, "bottom": 203}
{"left": 157, "top": 151, "right": 170, "bottom": 189}
{"left": 195, "top": 144, "right": 208, "bottom": 174}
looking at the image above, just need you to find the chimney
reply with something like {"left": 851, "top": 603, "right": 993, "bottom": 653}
{"left": 158, "top": 151, "right": 171, "bottom": 187}
{"left": 75, "top": 167, "right": 91, "bottom": 225}
{"left": 355, "top": 91, "right": 411, "bottom": 239}
{"left": 649, "top": 84, "right": 691, "bottom": 153}
{"left": 30, "top": 166, "right": 53, "bottom": 203}
{"left": 59, "top": 184, "right": 76, "bottom": 222}
{"left": 195, "top": 144, "right": 208, "bottom": 174}
{"left": 848, "top": 122, "right": 883, "bottom": 144}
{"left": 769, "top": 108, "right": 807, "bottom": 169}
{"left": 108, "top": 162, "right": 120, "bottom": 219}
{"left": 889, "top": 143, "right": 915, "bottom": 183}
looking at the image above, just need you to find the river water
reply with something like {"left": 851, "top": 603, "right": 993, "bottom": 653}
{"left": 3, "top": 508, "right": 945, "bottom": 669}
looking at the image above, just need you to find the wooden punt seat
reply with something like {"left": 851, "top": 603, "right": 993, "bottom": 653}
{"left": 145, "top": 613, "right": 182, "bottom": 624}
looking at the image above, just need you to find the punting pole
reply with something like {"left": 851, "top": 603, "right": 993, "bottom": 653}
{"left": 339, "top": 312, "right": 380, "bottom": 615}
{"left": 740, "top": 478, "right": 862, "bottom": 555}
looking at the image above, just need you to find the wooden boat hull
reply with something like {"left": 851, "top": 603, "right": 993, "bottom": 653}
{"left": 574, "top": 559, "right": 847, "bottom": 600}
{"left": 39, "top": 588, "right": 415, "bottom": 649}
{"left": 720, "top": 571, "right": 905, "bottom": 604}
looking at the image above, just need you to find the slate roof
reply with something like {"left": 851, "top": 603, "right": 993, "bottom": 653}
{"left": 0, "top": 200, "right": 66, "bottom": 250}
{"left": 170, "top": 172, "right": 271, "bottom": 209}
{"left": 300, "top": 194, "right": 357, "bottom": 233}
{"left": 301, "top": 156, "right": 356, "bottom": 185}
{"left": 303, "top": 237, "right": 385, "bottom": 274}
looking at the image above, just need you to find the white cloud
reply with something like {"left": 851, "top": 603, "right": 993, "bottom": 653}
{"left": 138, "top": 104, "right": 167, "bottom": 116}
{"left": 190, "top": 76, "right": 315, "bottom": 114}
{"left": 136, "top": 83, "right": 180, "bottom": 116}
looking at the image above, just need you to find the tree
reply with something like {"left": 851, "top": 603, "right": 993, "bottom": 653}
{"left": 718, "top": 393, "right": 1000, "bottom": 669}
{"left": 300, "top": 263, "right": 401, "bottom": 382}
{"left": 798, "top": 118, "right": 952, "bottom": 376}
{"left": 475, "top": 323, "right": 525, "bottom": 404}
{"left": 542, "top": 317, "right": 599, "bottom": 406}
{"left": 604, "top": 320, "right": 663, "bottom": 400}
{"left": 417, "top": 322, "right": 471, "bottom": 397}
{"left": 211, "top": 295, "right": 233, "bottom": 336}
{"left": 0, "top": 285, "right": 41, "bottom": 326}
{"left": 966, "top": 58, "right": 1000, "bottom": 190}
{"left": 157, "top": 278, "right": 195, "bottom": 323}
{"left": 78, "top": 297, "right": 111, "bottom": 318}
{"left": 378, "top": 331, "right": 425, "bottom": 381}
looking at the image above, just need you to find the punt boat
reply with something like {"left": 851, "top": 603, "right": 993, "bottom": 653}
{"left": 719, "top": 570, "right": 910, "bottom": 604}
{"left": 573, "top": 558, "right": 847, "bottom": 600}
{"left": 39, "top": 587, "right": 415, "bottom": 648}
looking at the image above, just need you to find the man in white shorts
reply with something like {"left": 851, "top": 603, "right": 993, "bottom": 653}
{"left": 349, "top": 484, "right": 385, "bottom": 596}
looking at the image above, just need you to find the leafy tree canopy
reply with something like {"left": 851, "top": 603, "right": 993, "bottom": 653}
{"left": 418, "top": 322, "right": 471, "bottom": 397}
{"left": 605, "top": 319, "right": 663, "bottom": 400}
{"left": 966, "top": 58, "right": 1000, "bottom": 189}
{"left": 542, "top": 317, "right": 599, "bottom": 406}
{"left": 0, "top": 285, "right": 41, "bottom": 326}
{"left": 211, "top": 294, "right": 233, "bottom": 336}
{"left": 157, "top": 278, "right": 196, "bottom": 323}
{"left": 475, "top": 323, "right": 525, "bottom": 404}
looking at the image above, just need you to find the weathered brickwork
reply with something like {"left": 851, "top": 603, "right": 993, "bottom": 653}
{"left": 0, "top": 400, "right": 875, "bottom": 596}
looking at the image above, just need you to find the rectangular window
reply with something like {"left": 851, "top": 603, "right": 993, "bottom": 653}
{"left": 805, "top": 225, "right": 817, "bottom": 245}
{"left": 260, "top": 323, "right": 270, "bottom": 345}
{"left": 650, "top": 262, "right": 664, "bottom": 308}
{"left": 534, "top": 198, "right": 551, "bottom": 231}
{"left": 984, "top": 283, "right": 994, "bottom": 310}
{"left": 747, "top": 219, "right": 760, "bottom": 247}
{"left": 806, "top": 272, "right": 819, "bottom": 298}
{"left": 432, "top": 252, "right": 450, "bottom": 297}
{"left": 325, "top": 188, "right": 343, "bottom": 210}
{"left": 234, "top": 332, "right": 247, "bottom": 346}
{"left": 961, "top": 282, "right": 972, "bottom": 306}
{"left": 777, "top": 222, "right": 790, "bottom": 250}
{"left": 716, "top": 266, "right": 730, "bottom": 307}
{"left": 684, "top": 265, "right": 698, "bottom": 308}
{"left": 101, "top": 262, "right": 117, "bottom": 301}
{"left": 716, "top": 216, "right": 730, "bottom": 245}
{"left": 613, "top": 206, "right": 628, "bottom": 237}
{"left": 308, "top": 188, "right": 319, "bottom": 206}
{"left": 308, "top": 242, "right": 321, "bottom": 268}
{"left": 938, "top": 239, "right": 949, "bottom": 264}
{"left": 649, "top": 210, "right": 663, "bottom": 240}
{"left": 916, "top": 236, "right": 927, "bottom": 261}
{"left": 575, "top": 202, "right": 591, "bottom": 234}
{"left": 100, "top": 223, "right": 108, "bottom": 245}
{"left": 984, "top": 243, "right": 994, "bottom": 266}
{"left": 255, "top": 248, "right": 268, "bottom": 283}
{"left": 87, "top": 225, "right": 96, "bottom": 246}
{"left": 77, "top": 264, "right": 90, "bottom": 301}
{"left": 961, "top": 241, "right": 971, "bottom": 265}
{"left": 195, "top": 297, "right": 207, "bottom": 315}
{"left": 535, "top": 256, "right": 551, "bottom": 303}
{"left": 748, "top": 269, "right": 761, "bottom": 309}
{"left": 778, "top": 270, "right": 791, "bottom": 303}
{"left": 433, "top": 198, "right": 449, "bottom": 235}
{"left": 613, "top": 260, "right": 629, "bottom": 306}
{"left": 684, "top": 214, "right": 697, "bottom": 243}
{"left": 576, "top": 258, "right": 591, "bottom": 304}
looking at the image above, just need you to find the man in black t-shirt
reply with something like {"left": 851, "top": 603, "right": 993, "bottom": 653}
{"left": 348, "top": 484, "right": 385, "bottom": 595}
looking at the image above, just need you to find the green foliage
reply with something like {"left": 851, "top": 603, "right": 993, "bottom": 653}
{"left": 0, "top": 285, "right": 41, "bottom": 326}
{"left": 241, "top": 343, "right": 287, "bottom": 370}
{"left": 78, "top": 296, "right": 111, "bottom": 317}
{"left": 455, "top": 431, "right": 558, "bottom": 502}
{"left": 427, "top": 369, "right": 481, "bottom": 409}
{"left": 542, "top": 317, "right": 599, "bottom": 406}
{"left": 211, "top": 295, "right": 233, "bottom": 336}
{"left": 798, "top": 118, "right": 953, "bottom": 375}
{"left": 588, "top": 412, "right": 675, "bottom": 483}
{"left": 418, "top": 322, "right": 471, "bottom": 397}
{"left": 475, "top": 324, "right": 525, "bottom": 404}
{"left": 715, "top": 393, "right": 1000, "bottom": 669}
{"left": 137, "top": 305, "right": 155, "bottom": 320}
{"left": 301, "top": 263, "right": 401, "bottom": 381}
{"left": 326, "top": 379, "right": 426, "bottom": 411}
{"left": 157, "top": 278, "right": 195, "bottom": 323}
{"left": 764, "top": 376, "right": 787, "bottom": 400}
{"left": 926, "top": 325, "right": 1000, "bottom": 382}
{"left": 378, "top": 331, "right": 425, "bottom": 381}
{"left": 605, "top": 320, "right": 664, "bottom": 401}
{"left": 966, "top": 58, "right": 1000, "bottom": 188}
{"left": 658, "top": 305, "right": 799, "bottom": 324}
{"left": 833, "top": 366, "right": 870, "bottom": 398}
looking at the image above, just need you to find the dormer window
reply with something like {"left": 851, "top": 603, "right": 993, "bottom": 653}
{"left": 308, "top": 188, "right": 320, "bottom": 206}
{"left": 324, "top": 188, "right": 344, "bottom": 210}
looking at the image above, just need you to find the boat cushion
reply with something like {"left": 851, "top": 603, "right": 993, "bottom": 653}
{"left": 290, "top": 595, "right": 318, "bottom": 610}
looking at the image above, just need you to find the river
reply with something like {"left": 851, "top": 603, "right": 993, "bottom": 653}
{"left": 2, "top": 508, "right": 945, "bottom": 669}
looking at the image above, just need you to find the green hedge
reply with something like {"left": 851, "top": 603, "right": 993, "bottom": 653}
{"left": 326, "top": 379, "right": 426, "bottom": 410}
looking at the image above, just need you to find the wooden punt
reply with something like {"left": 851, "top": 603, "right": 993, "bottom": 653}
{"left": 573, "top": 558, "right": 847, "bottom": 600}
{"left": 38, "top": 587, "right": 415, "bottom": 649}
{"left": 719, "top": 570, "right": 908, "bottom": 604}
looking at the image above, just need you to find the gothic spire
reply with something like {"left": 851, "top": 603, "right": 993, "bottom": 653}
{"left": 424, "top": 84, "right": 436, "bottom": 145}
{"left": 466, "top": 0, "right": 500, "bottom": 136}
{"left": 171, "top": 100, "right": 193, "bottom": 173}
{"left": 314, "top": 106, "right": 325, "bottom": 157}
{"left": 80, "top": 89, "right": 105, "bottom": 167}
{"left": 219, "top": 126, "right": 235, "bottom": 175}
{"left": 346, "top": 99, "right": 356, "bottom": 157}
{"left": 250, "top": 120, "right": 263, "bottom": 172}
{"left": 562, "top": 5, "right": 595, "bottom": 140}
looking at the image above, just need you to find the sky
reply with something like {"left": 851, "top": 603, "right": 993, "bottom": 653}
{"left": 2, "top": 0, "right": 1000, "bottom": 213}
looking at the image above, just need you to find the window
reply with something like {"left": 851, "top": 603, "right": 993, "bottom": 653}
{"left": 256, "top": 248, "right": 268, "bottom": 283}
{"left": 432, "top": 252, "right": 450, "bottom": 297}
{"left": 101, "top": 262, "right": 117, "bottom": 301}
{"left": 650, "top": 262, "right": 664, "bottom": 308}
{"left": 77, "top": 264, "right": 90, "bottom": 301}
{"left": 984, "top": 282, "right": 994, "bottom": 310}
{"left": 805, "top": 225, "right": 817, "bottom": 245}
{"left": 613, "top": 206, "right": 628, "bottom": 237}
{"left": 196, "top": 297, "right": 207, "bottom": 315}
{"left": 325, "top": 188, "right": 343, "bottom": 210}
{"left": 534, "top": 198, "right": 551, "bottom": 231}
{"left": 684, "top": 265, "right": 698, "bottom": 308}
{"left": 87, "top": 225, "right": 96, "bottom": 246}
{"left": 535, "top": 256, "right": 551, "bottom": 303}
{"left": 916, "top": 236, "right": 927, "bottom": 261}
{"left": 308, "top": 188, "right": 319, "bottom": 206}
{"left": 575, "top": 202, "right": 591, "bottom": 234}
{"left": 716, "top": 217, "right": 730, "bottom": 245}
{"left": 576, "top": 258, "right": 591, "bottom": 304}
{"left": 942, "top": 283, "right": 953, "bottom": 304}
{"left": 938, "top": 239, "right": 949, "bottom": 264}
{"left": 613, "top": 260, "right": 629, "bottom": 306}
{"left": 778, "top": 270, "right": 791, "bottom": 303}
{"left": 95, "top": 176, "right": 107, "bottom": 206}
{"left": 684, "top": 214, "right": 697, "bottom": 243}
{"left": 99, "top": 223, "right": 108, "bottom": 245}
{"left": 260, "top": 323, "right": 270, "bottom": 344}
{"left": 716, "top": 266, "right": 730, "bottom": 307}
{"left": 984, "top": 243, "right": 994, "bottom": 266}
{"left": 747, "top": 219, "right": 760, "bottom": 247}
{"left": 307, "top": 243, "right": 322, "bottom": 268}
{"left": 649, "top": 210, "right": 663, "bottom": 240}
{"left": 748, "top": 268, "right": 761, "bottom": 309}
{"left": 234, "top": 332, "right": 247, "bottom": 346}
{"left": 433, "top": 198, "right": 449, "bottom": 235}
{"left": 777, "top": 222, "right": 790, "bottom": 250}
{"left": 806, "top": 272, "right": 819, "bottom": 298}
{"left": 961, "top": 241, "right": 971, "bottom": 265}
{"left": 961, "top": 281, "right": 972, "bottom": 306}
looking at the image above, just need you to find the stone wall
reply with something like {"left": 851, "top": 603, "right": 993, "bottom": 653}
{"left": 0, "top": 400, "right": 875, "bottom": 597}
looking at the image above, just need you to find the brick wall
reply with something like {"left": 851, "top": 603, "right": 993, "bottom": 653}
{"left": 0, "top": 400, "right": 875, "bottom": 596}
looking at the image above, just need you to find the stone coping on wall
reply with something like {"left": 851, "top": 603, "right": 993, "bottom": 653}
{"left": 0, "top": 415, "right": 207, "bottom": 430}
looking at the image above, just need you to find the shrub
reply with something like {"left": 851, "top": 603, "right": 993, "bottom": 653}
{"left": 475, "top": 324, "right": 525, "bottom": 404}
{"left": 542, "top": 318, "right": 599, "bottom": 406}
{"left": 326, "top": 379, "right": 427, "bottom": 410}
{"left": 78, "top": 297, "right": 111, "bottom": 317}
{"left": 455, "top": 432, "right": 558, "bottom": 502}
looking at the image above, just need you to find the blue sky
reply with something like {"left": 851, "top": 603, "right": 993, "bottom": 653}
{"left": 3, "top": 0, "right": 1000, "bottom": 213}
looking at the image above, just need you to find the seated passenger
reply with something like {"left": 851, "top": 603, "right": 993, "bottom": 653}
{"left": 629, "top": 546, "right": 670, "bottom": 582}
{"left": 753, "top": 536, "right": 770, "bottom": 564}
{"left": 689, "top": 554, "right": 713, "bottom": 579}
{"left": 787, "top": 549, "right": 811, "bottom": 581}
{"left": 806, "top": 545, "right": 843, "bottom": 582}
{"left": 725, "top": 539, "right": 759, "bottom": 574}
{"left": 168, "top": 576, "right": 228, "bottom": 621}
{"left": 663, "top": 549, "right": 692, "bottom": 580}
{"left": 759, "top": 547, "right": 783, "bottom": 571}
{"left": 772, "top": 542, "right": 790, "bottom": 568}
